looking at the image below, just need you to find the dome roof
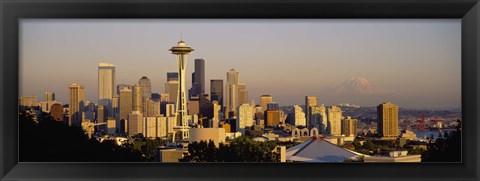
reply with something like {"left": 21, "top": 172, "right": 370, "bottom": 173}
{"left": 252, "top": 137, "right": 268, "bottom": 142}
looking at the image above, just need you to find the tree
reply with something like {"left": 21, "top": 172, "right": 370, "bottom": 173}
{"left": 19, "top": 110, "right": 144, "bottom": 162}
{"left": 421, "top": 119, "right": 461, "bottom": 162}
{"left": 180, "top": 137, "right": 280, "bottom": 162}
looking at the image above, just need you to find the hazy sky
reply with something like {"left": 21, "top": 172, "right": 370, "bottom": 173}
{"left": 20, "top": 19, "right": 461, "bottom": 109}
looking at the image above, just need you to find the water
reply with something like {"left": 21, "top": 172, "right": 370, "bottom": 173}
{"left": 413, "top": 129, "right": 455, "bottom": 140}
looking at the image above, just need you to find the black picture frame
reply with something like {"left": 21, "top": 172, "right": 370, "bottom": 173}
{"left": 1, "top": 0, "right": 479, "bottom": 180}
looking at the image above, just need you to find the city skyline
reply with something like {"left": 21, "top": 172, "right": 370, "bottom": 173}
{"left": 20, "top": 19, "right": 461, "bottom": 109}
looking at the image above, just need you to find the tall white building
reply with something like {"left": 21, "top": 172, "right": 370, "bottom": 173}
{"left": 128, "top": 111, "right": 143, "bottom": 136}
{"left": 212, "top": 101, "right": 221, "bottom": 128}
{"left": 226, "top": 68, "right": 239, "bottom": 117}
{"left": 305, "top": 96, "right": 318, "bottom": 128}
{"left": 98, "top": 63, "right": 116, "bottom": 117}
{"left": 327, "top": 106, "right": 342, "bottom": 136}
{"left": 291, "top": 105, "right": 306, "bottom": 126}
{"left": 238, "top": 103, "right": 254, "bottom": 130}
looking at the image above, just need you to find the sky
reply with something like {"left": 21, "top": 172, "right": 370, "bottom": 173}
{"left": 19, "top": 19, "right": 461, "bottom": 109}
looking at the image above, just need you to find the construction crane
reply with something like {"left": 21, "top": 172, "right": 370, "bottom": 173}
{"left": 81, "top": 121, "right": 106, "bottom": 139}
{"left": 417, "top": 112, "right": 426, "bottom": 131}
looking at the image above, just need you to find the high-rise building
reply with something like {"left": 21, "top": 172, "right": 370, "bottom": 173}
{"left": 45, "top": 91, "right": 55, "bottom": 102}
{"left": 194, "top": 59, "right": 205, "bottom": 94}
{"left": 139, "top": 76, "right": 152, "bottom": 114}
{"left": 188, "top": 97, "right": 200, "bottom": 116}
{"left": 144, "top": 117, "right": 158, "bottom": 138}
{"left": 199, "top": 94, "right": 214, "bottom": 121}
{"left": 237, "top": 84, "right": 248, "bottom": 105}
{"left": 167, "top": 72, "right": 178, "bottom": 82}
{"left": 106, "top": 117, "right": 116, "bottom": 135}
{"left": 165, "top": 81, "right": 179, "bottom": 105}
{"left": 311, "top": 104, "right": 327, "bottom": 133}
{"left": 165, "top": 103, "right": 176, "bottom": 117}
{"left": 305, "top": 96, "right": 318, "bottom": 128}
{"left": 151, "top": 93, "right": 161, "bottom": 102}
{"left": 119, "top": 87, "right": 133, "bottom": 121}
{"left": 288, "top": 105, "right": 306, "bottom": 126}
{"left": 145, "top": 99, "right": 161, "bottom": 117}
{"left": 49, "top": 103, "right": 63, "bottom": 122}
{"left": 226, "top": 68, "right": 239, "bottom": 117}
{"left": 265, "top": 110, "right": 280, "bottom": 127}
{"left": 132, "top": 84, "right": 142, "bottom": 113}
{"left": 377, "top": 102, "right": 399, "bottom": 139}
{"left": 97, "top": 106, "right": 105, "bottom": 123}
{"left": 98, "top": 63, "right": 116, "bottom": 117}
{"left": 169, "top": 40, "right": 194, "bottom": 141}
{"left": 238, "top": 104, "right": 254, "bottom": 129}
{"left": 128, "top": 111, "right": 143, "bottom": 136}
{"left": 112, "top": 95, "right": 119, "bottom": 122}
{"left": 68, "top": 83, "right": 85, "bottom": 126}
{"left": 327, "top": 106, "right": 342, "bottom": 136}
{"left": 160, "top": 93, "right": 170, "bottom": 102}
{"left": 116, "top": 84, "right": 131, "bottom": 96}
{"left": 267, "top": 102, "right": 279, "bottom": 111}
{"left": 260, "top": 95, "right": 273, "bottom": 112}
{"left": 342, "top": 116, "right": 357, "bottom": 137}
{"left": 211, "top": 101, "right": 221, "bottom": 128}
{"left": 189, "top": 58, "right": 205, "bottom": 99}
{"left": 210, "top": 79, "right": 223, "bottom": 111}
{"left": 19, "top": 96, "right": 38, "bottom": 107}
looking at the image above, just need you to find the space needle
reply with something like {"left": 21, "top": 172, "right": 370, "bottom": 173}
{"left": 169, "top": 39, "right": 194, "bottom": 141}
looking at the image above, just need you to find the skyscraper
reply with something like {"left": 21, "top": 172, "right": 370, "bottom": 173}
{"left": 237, "top": 83, "right": 248, "bottom": 105}
{"left": 169, "top": 40, "right": 194, "bottom": 141}
{"left": 119, "top": 87, "right": 132, "bottom": 121}
{"left": 112, "top": 95, "right": 119, "bottom": 122}
{"left": 116, "top": 84, "right": 131, "bottom": 96}
{"left": 238, "top": 103, "right": 254, "bottom": 129}
{"left": 68, "top": 83, "right": 84, "bottom": 126}
{"left": 260, "top": 95, "right": 273, "bottom": 112}
{"left": 189, "top": 58, "right": 205, "bottom": 99}
{"left": 288, "top": 105, "right": 306, "bottom": 126}
{"left": 377, "top": 102, "right": 399, "bottom": 139}
{"left": 45, "top": 91, "right": 55, "bottom": 102}
{"left": 226, "top": 69, "right": 239, "bottom": 117}
{"left": 267, "top": 102, "right": 279, "bottom": 110}
{"left": 327, "top": 106, "right": 342, "bottom": 136}
{"left": 132, "top": 84, "right": 142, "bottom": 113}
{"left": 210, "top": 79, "right": 223, "bottom": 111}
{"left": 138, "top": 76, "right": 152, "bottom": 114}
{"left": 305, "top": 96, "right": 318, "bottom": 128}
{"left": 98, "top": 63, "right": 116, "bottom": 117}
{"left": 167, "top": 72, "right": 178, "bottom": 82}
{"left": 165, "top": 73, "right": 179, "bottom": 105}
{"left": 19, "top": 96, "right": 38, "bottom": 107}
{"left": 128, "top": 111, "right": 143, "bottom": 136}
{"left": 311, "top": 104, "right": 327, "bottom": 133}
{"left": 265, "top": 109, "right": 280, "bottom": 127}
{"left": 342, "top": 116, "right": 357, "bottom": 137}
{"left": 97, "top": 106, "right": 105, "bottom": 123}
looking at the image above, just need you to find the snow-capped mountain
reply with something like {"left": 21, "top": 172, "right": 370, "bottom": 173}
{"left": 334, "top": 77, "right": 390, "bottom": 96}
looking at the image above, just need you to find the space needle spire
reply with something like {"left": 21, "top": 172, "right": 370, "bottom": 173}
{"left": 169, "top": 39, "right": 194, "bottom": 141}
